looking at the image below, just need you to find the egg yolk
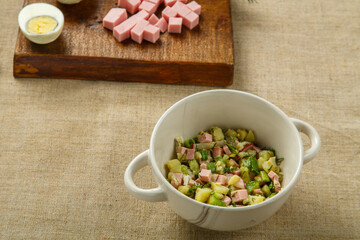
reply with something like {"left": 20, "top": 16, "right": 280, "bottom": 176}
{"left": 26, "top": 16, "right": 58, "bottom": 34}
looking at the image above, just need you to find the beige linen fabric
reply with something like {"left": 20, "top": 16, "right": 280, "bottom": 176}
{"left": 0, "top": 0, "right": 359, "bottom": 239}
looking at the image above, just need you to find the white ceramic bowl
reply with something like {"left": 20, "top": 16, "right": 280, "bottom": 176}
{"left": 18, "top": 3, "right": 64, "bottom": 44}
{"left": 124, "top": 89, "right": 320, "bottom": 231}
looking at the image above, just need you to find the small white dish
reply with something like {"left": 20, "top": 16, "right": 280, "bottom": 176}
{"left": 18, "top": 3, "right": 64, "bottom": 44}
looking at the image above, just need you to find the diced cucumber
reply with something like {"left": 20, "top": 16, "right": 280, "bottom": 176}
{"left": 181, "top": 165, "right": 190, "bottom": 175}
{"left": 194, "top": 151, "right": 202, "bottom": 161}
{"left": 207, "top": 162, "right": 216, "bottom": 173}
{"left": 177, "top": 153, "right": 186, "bottom": 162}
{"left": 200, "top": 149, "right": 208, "bottom": 160}
{"left": 189, "top": 159, "right": 200, "bottom": 175}
{"left": 184, "top": 138, "right": 196, "bottom": 148}
{"left": 254, "top": 175, "right": 262, "bottom": 181}
{"left": 195, "top": 188, "right": 212, "bottom": 203}
{"left": 261, "top": 184, "right": 271, "bottom": 197}
{"left": 208, "top": 194, "right": 226, "bottom": 207}
{"left": 269, "top": 193, "right": 276, "bottom": 198}
{"left": 240, "top": 166, "right": 250, "bottom": 184}
{"left": 260, "top": 171, "right": 270, "bottom": 182}
{"left": 215, "top": 160, "right": 225, "bottom": 174}
{"left": 246, "top": 181, "right": 260, "bottom": 193}
{"left": 257, "top": 157, "right": 267, "bottom": 170}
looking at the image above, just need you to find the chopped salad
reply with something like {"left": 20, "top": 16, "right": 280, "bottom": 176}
{"left": 165, "top": 127, "right": 284, "bottom": 207}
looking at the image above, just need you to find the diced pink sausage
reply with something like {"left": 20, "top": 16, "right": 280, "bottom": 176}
{"left": 168, "top": 17, "right": 182, "bottom": 33}
{"left": 233, "top": 169, "right": 241, "bottom": 176}
{"left": 211, "top": 174, "right": 219, "bottom": 182}
{"left": 200, "top": 163, "right": 207, "bottom": 170}
{"left": 268, "top": 171, "right": 279, "bottom": 182}
{"left": 177, "top": 146, "right": 187, "bottom": 154}
{"left": 198, "top": 133, "right": 213, "bottom": 143}
{"left": 143, "top": 24, "right": 160, "bottom": 43}
{"left": 146, "top": 0, "right": 162, "bottom": 8}
{"left": 216, "top": 175, "right": 227, "bottom": 186}
{"left": 195, "top": 178, "right": 204, "bottom": 185}
{"left": 188, "top": 179, "right": 196, "bottom": 187}
{"left": 186, "top": 148, "right": 195, "bottom": 160}
{"left": 113, "top": 10, "right": 150, "bottom": 42}
{"left": 139, "top": 1, "right": 157, "bottom": 14}
{"left": 177, "top": 4, "right": 192, "bottom": 18}
{"left": 162, "top": 6, "right": 177, "bottom": 22}
{"left": 222, "top": 196, "right": 231, "bottom": 206}
{"left": 126, "top": 0, "right": 141, "bottom": 14}
{"left": 118, "top": 0, "right": 127, "bottom": 8}
{"left": 103, "top": 8, "right": 127, "bottom": 31}
{"left": 186, "top": 1, "right": 201, "bottom": 15}
{"left": 171, "top": 1, "right": 185, "bottom": 13}
{"left": 231, "top": 190, "right": 248, "bottom": 203}
{"left": 212, "top": 147, "right": 223, "bottom": 158}
{"left": 148, "top": 14, "right": 159, "bottom": 25}
{"left": 222, "top": 145, "right": 232, "bottom": 155}
{"left": 274, "top": 179, "right": 281, "bottom": 193}
{"left": 253, "top": 189, "right": 262, "bottom": 195}
{"left": 131, "top": 19, "right": 149, "bottom": 44}
{"left": 171, "top": 173, "right": 183, "bottom": 189}
{"left": 199, "top": 169, "right": 212, "bottom": 183}
{"left": 182, "top": 11, "right": 199, "bottom": 30}
{"left": 164, "top": 0, "right": 176, "bottom": 7}
{"left": 233, "top": 177, "right": 246, "bottom": 189}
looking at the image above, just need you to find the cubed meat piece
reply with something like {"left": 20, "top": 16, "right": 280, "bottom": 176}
{"left": 222, "top": 145, "right": 232, "bottom": 155}
{"left": 171, "top": 173, "right": 183, "bottom": 189}
{"left": 231, "top": 190, "right": 248, "bottom": 203}
{"left": 162, "top": 6, "right": 177, "bottom": 22}
{"left": 145, "top": 0, "right": 162, "bottom": 8}
{"left": 186, "top": 148, "right": 195, "bottom": 160}
{"left": 103, "top": 8, "right": 128, "bottom": 30}
{"left": 182, "top": 11, "right": 199, "bottom": 30}
{"left": 216, "top": 175, "right": 227, "bottom": 186}
{"left": 211, "top": 174, "right": 219, "bottom": 182}
{"left": 164, "top": 0, "right": 176, "bottom": 7}
{"left": 148, "top": 14, "right": 159, "bottom": 25}
{"left": 177, "top": 4, "right": 192, "bottom": 18}
{"left": 198, "top": 133, "right": 212, "bottom": 143}
{"left": 171, "top": 1, "right": 186, "bottom": 13}
{"left": 199, "top": 169, "right": 212, "bottom": 182}
{"left": 233, "top": 169, "right": 241, "bottom": 176}
{"left": 212, "top": 147, "right": 223, "bottom": 158}
{"left": 253, "top": 188, "right": 262, "bottom": 195}
{"left": 177, "top": 146, "right": 187, "bottom": 154}
{"left": 139, "top": 1, "right": 157, "bottom": 14}
{"left": 274, "top": 179, "right": 281, "bottom": 193}
{"left": 168, "top": 17, "right": 182, "bottom": 33}
{"left": 186, "top": 1, "right": 201, "bottom": 15}
{"left": 130, "top": 19, "right": 149, "bottom": 44}
{"left": 188, "top": 179, "right": 196, "bottom": 186}
{"left": 200, "top": 163, "right": 207, "bottom": 170}
{"left": 118, "top": 0, "right": 127, "bottom": 8}
{"left": 268, "top": 170, "right": 279, "bottom": 182}
{"left": 126, "top": 0, "right": 141, "bottom": 14}
{"left": 195, "top": 178, "right": 204, "bottom": 185}
{"left": 222, "top": 196, "right": 231, "bottom": 206}
{"left": 113, "top": 10, "right": 150, "bottom": 42}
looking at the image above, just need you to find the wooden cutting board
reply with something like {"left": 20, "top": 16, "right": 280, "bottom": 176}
{"left": 14, "top": 0, "right": 234, "bottom": 86}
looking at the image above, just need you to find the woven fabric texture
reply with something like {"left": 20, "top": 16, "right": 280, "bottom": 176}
{"left": 0, "top": 0, "right": 359, "bottom": 239}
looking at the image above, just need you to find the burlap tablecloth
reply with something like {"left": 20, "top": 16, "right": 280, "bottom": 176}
{"left": 1, "top": 0, "right": 359, "bottom": 239}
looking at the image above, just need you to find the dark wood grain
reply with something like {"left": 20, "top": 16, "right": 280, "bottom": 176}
{"left": 14, "top": 0, "right": 234, "bottom": 86}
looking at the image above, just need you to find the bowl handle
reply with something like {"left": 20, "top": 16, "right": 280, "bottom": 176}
{"left": 291, "top": 118, "right": 321, "bottom": 164}
{"left": 124, "top": 150, "right": 167, "bottom": 202}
